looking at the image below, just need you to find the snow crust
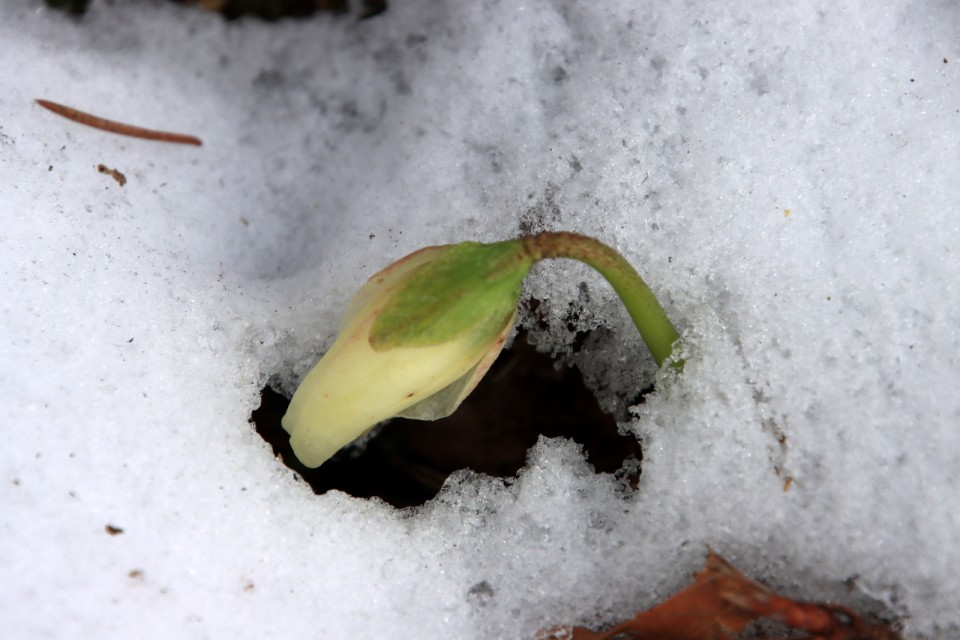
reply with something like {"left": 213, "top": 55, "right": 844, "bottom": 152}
{"left": 2, "top": 0, "right": 959, "bottom": 637}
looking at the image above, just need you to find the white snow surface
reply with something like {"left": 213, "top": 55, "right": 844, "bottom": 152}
{"left": 2, "top": 0, "right": 959, "bottom": 638}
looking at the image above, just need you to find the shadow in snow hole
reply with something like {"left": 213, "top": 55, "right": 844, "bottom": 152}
{"left": 252, "top": 331, "right": 647, "bottom": 508}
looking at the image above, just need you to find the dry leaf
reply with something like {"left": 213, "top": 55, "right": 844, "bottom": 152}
{"left": 537, "top": 551, "right": 900, "bottom": 640}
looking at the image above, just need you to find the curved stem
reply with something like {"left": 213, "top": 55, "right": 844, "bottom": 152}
{"left": 522, "top": 232, "right": 681, "bottom": 368}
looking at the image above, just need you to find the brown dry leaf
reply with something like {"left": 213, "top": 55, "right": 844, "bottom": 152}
{"left": 537, "top": 551, "right": 901, "bottom": 640}
{"left": 551, "top": 551, "right": 761, "bottom": 640}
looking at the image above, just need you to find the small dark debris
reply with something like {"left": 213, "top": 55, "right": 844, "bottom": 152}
{"left": 128, "top": 569, "right": 144, "bottom": 579}
{"left": 518, "top": 184, "right": 562, "bottom": 235}
{"left": 105, "top": 524, "right": 124, "bottom": 536}
{"left": 97, "top": 164, "right": 126, "bottom": 187}
{"left": 467, "top": 580, "right": 495, "bottom": 606}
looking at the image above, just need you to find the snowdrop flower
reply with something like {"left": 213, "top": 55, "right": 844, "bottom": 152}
{"left": 282, "top": 240, "right": 533, "bottom": 468}
{"left": 283, "top": 233, "right": 680, "bottom": 468}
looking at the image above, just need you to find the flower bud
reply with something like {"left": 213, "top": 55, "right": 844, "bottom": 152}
{"left": 282, "top": 240, "right": 533, "bottom": 468}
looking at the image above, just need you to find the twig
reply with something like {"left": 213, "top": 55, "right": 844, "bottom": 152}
{"left": 36, "top": 99, "right": 202, "bottom": 146}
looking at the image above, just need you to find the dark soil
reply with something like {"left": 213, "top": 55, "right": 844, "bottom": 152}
{"left": 252, "top": 331, "right": 644, "bottom": 508}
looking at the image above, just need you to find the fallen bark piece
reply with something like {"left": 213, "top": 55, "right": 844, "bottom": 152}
{"left": 537, "top": 551, "right": 901, "bottom": 640}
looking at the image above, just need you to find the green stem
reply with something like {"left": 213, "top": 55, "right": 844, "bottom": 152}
{"left": 522, "top": 232, "right": 681, "bottom": 368}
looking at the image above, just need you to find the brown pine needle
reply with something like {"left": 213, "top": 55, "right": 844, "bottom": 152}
{"left": 36, "top": 99, "right": 203, "bottom": 146}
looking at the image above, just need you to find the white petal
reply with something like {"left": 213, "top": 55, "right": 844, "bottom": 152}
{"left": 282, "top": 313, "right": 489, "bottom": 468}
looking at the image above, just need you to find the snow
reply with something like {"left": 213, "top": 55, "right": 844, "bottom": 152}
{"left": 2, "top": 0, "right": 959, "bottom": 638}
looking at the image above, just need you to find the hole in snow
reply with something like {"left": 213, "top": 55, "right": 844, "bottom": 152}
{"left": 252, "top": 330, "right": 644, "bottom": 508}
